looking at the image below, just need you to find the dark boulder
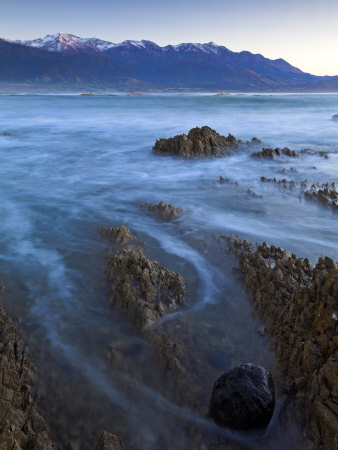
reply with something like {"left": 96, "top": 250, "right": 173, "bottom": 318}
{"left": 210, "top": 364, "right": 275, "bottom": 430}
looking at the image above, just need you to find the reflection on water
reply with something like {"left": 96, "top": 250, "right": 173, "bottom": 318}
{"left": 0, "top": 94, "right": 337, "bottom": 448}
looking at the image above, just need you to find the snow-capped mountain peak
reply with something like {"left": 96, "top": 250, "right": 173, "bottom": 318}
{"left": 16, "top": 32, "right": 104, "bottom": 54}
{"left": 15, "top": 33, "right": 230, "bottom": 56}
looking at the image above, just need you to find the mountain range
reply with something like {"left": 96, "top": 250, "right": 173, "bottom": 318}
{"left": 1, "top": 32, "right": 337, "bottom": 92}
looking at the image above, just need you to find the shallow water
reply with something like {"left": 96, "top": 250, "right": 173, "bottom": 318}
{"left": 0, "top": 93, "right": 337, "bottom": 449}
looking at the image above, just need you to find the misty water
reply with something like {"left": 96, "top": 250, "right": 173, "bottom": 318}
{"left": 0, "top": 93, "right": 337, "bottom": 449}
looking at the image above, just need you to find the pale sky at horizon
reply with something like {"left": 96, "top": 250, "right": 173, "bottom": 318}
{"left": 1, "top": 0, "right": 337, "bottom": 76}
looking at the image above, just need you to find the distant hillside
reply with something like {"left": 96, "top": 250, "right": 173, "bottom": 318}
{"left": 1, "top": 33, "right": 338, "bottom": 91}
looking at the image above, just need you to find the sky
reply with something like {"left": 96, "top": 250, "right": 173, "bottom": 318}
{"left": 1, "top": 0, "right": 337, "bottom": 76}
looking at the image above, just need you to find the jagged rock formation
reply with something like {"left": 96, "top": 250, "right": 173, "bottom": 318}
{"left": 259, "top": 177, "right": 337, "bottom": 210}
{"left": 301, "top": 149, "right": 329, "bottom": 159}
{"left": 260, "top": 176, "right": 300, "bottom": 187}
{"left": 227, "top": 238, "right": 338, "bottom": 449}
{"left": 219, "top": 176, "right": 239, "bottom": 185}
{"left": 304, "top": 182, "right": 338, "bottom": 210}
{"left": 99, "top": 224, "right": 139, "bottom": 247}
{"left": 140, "top": 201, "right": 181, "bottom": 221}
{"left": 0, "top": 303, "right": 55, "bottom": 449}
{"left": 251, "top": 147, "right": 298, "bottom": 159}
{"left": 104, "top": 226, "right": 185, "bottom": 329}
{"left": 210, "top": 364, "right": 275, "bottom": 430}
{"left": 153, "top": 126, "right": 260, "bottom": 158}
{"left": 94, "top": 431, "right": 124, "bottom": 450}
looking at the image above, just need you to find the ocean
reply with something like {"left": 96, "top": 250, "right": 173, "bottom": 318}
{"left": 0, "top": 93, "right": 337, "bottom": 449}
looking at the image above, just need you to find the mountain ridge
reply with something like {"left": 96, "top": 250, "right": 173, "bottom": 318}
{"left": 1, "top": 33, "right": 337, "bottom": 92}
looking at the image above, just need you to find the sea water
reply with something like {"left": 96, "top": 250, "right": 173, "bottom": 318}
{"left": 0, "top": 93, "right": 337, "bottom": 449}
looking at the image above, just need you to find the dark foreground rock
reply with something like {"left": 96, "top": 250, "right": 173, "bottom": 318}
{"left": 0, "top": 303, "right": 55, "bottom": 449}
{"left": 105, "top": 226, "right": 185, "bottom": 329}
{"left": 210, "top": 364, "right": 275, "bottom": 430}
{"left": 228, "top": 238, "right": 338, "bottom": 449}
{"left": 141, "top": 201, "right": 182, "bottom": 221}
{"left": 153, "top": 126, "right": 260, "bottom": 158}
{"left": 251, "top": 147, "right": 298, "bottom": 159}
{"left": 95, "top": 431, "right": 124, "bottom": 450}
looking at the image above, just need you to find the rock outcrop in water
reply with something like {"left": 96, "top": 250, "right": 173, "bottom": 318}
{"left": 227, "top": 238, "right": 338, "bottom": 449}
{"left": 0, "top": 302, "right": 55, "bottom": 449}
{"left": 95, "top": 431, "right": 124, "bottom": 450}
{"left": 304, "top": 182, "right": 338, "bottom": 210}
{"left": 251, "top": 147, "right": 298, "bottom": 159}
{"left": 104, "top": 226, "right": 185, "bottom": 329}
{"left": 210, "top": 364, "right": 275, "bottom": 430}
{"left": 2, "top": 131, "right": 11, "bottom": 136}
{"left": 331, "top": 114, "right": 338, "bottom": 121}
{"left": 140, "top": 201, "right": 182, "bottom": 221}
{"left": 301, "top": 149, "right": 329, "bottom": 159}
{"left": 153, "top": 126, "right": 261, "bottom": 158}
{"left": 99, "top": 224, "right": 138, "bottom": 246}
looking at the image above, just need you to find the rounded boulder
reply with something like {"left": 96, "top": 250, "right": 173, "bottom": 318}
{"left": 210, "top": 364, "right": 275, "bottom": 430}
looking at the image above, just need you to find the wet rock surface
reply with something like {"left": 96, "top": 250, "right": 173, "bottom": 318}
{"left": 94, "top": 431, "right": 124, "bottom": 450}
{"left": 304, "top": 182, "right": 338, "bottom": 210}
{"left": 251, "top": 147, "right": 298, "bottom": 159}
{"left": 153, "top": 126, "right": 260, "bottom": 158}
{"left": 0, "top": 301, "right": 55, "bottom": 450}
{"left": 104, "top": 226, "right": 185, "bottom": 329}
{"left": 140, "top": 201, "right": 182, "bottom": 221}
{"left": 227, "top": 238, "right": 338, "bottom": 449}
{"left": 210, "top": 364, "right": 275, "bottom": 430}
{"left": 99, "top": 224, "right": 138, "bottom": 247}
{"left": 106, "top": 247, "right": 185, "bottom": 329}
{"left": 260, "top": 177, "right": 338, "bottom": 210}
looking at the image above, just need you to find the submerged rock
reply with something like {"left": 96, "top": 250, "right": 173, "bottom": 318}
{"left": 141, "top": 201, "right": 181, "bottom": 221}
{"left": 210, "top": 364, "right": 275, "bottom": 430}
{"left": 2, "top": 131, "right": 11, "bottom": 136}
{"left": 247, "top": 188, "right": 263, "bottom": 198}
{"left": 95, "top": 431, "right": 124, "bottom": 450}
{"left": 251, "top": 147, "right": 298, "bottom": 159}
{"left": 0, "top": 304, "right": 55, "bottom": 449}
{"left": 229, "top": 238, "right": 338, "bottom": 448}
{"left": 153, "top": 126, "right": 260, "bottom": 158}
{"left": 106, "top": 246, "right": 185, "bottom": 329}
{"left": 301, "top": 149, "right": 329, "bottom": 159}
{"left": 219, "top": 176, "right": 239, "bottom": 186}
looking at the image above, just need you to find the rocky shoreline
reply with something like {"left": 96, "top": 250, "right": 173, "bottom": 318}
{"left": 1, "top": 123, "right": 337, "bottom": 449}
{"left": 226, "top": 237, "right": 338, "bottom": 449}
{"left": 0, "top": 288, "right": 125, "bottom": 450}
{"left": 0, "top": 293, "right": 55, "bottom": 449}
